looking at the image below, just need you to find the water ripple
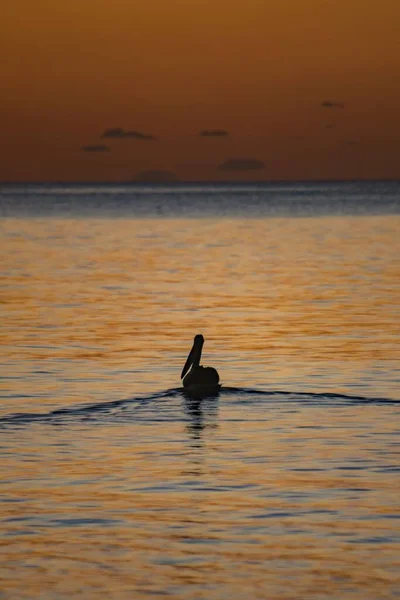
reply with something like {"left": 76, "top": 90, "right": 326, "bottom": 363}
{"left": 0, "top": 387, "right": 398, "bottom": 428}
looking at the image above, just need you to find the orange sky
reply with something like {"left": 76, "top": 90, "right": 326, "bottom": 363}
{"left": 1, "top": 0, "right": 399, "bottom": 181}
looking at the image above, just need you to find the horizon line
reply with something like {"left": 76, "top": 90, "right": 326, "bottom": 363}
{"left": 1, "top": 177, "right": 400, "bottom": 186}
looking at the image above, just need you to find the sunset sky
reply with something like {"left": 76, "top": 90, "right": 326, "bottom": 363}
{"left": 1, "top": 0, "right": 399, "bottom": 182}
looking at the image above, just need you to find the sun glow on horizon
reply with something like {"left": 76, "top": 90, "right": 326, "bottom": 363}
{"left": 1, "top": 0, "right": 399, "bottom": 181}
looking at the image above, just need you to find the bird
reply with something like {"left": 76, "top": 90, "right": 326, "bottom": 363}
{"left": 181, "top": 334, "right": 220, "bottom": 393}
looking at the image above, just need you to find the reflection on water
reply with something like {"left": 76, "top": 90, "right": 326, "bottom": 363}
{"left": 1, "top": 215, "right": 398, "bottom": 412}
{"left": 0, "top": 208, "right": 399, "bottom": 599}
{"left": 182, "top": 395, "right": 220, "bottom": 444}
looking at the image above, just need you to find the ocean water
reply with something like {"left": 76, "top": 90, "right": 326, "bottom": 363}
{"left": 1, "top": 181, "right": 399, "bottom": 599}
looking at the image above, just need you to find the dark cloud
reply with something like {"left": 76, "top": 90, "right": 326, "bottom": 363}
{"left": 101, "top": 127, "right": 157, "bottom": 140}
{"left": 81, "top": 144, "right": 110, "bottom": 152}
{"left": 325, "top": 124, "right": 335, "bottom": 129}
{"left": 200, "top": 129, "right": 229, "bottom": 137}
{"left": 321, "top": 101, "right": 345, "bottom": 108}
{"left": 135, "top": 169, "right": 178, "bottom": 182}
{"left": 218, "top": 158, "right": 265, "bottom": 172}
{"left": 344, "top": 140, "right": 359, "bottom": 145}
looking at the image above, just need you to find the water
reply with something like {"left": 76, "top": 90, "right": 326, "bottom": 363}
{"left": 1, "top": 181, "right": 399, "bottom": 599}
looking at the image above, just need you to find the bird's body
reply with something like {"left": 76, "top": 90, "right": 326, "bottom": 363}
{"left": 181, "top": 335, "right": 220, "bottom": 394}
{"left": 182, "top": 365, "right": 219, "bottom": 388}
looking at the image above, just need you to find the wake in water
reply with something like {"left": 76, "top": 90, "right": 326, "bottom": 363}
{"left": 0, "top": 387, "right": 398, "bottom": 428}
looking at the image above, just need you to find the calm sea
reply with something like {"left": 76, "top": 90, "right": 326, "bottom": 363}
{"left": 1, "top": 181, "right": 399, "bottom": 599}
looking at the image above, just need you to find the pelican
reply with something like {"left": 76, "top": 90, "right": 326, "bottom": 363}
{"left": 181, "top": 334, "right": 220, "bottom": 393}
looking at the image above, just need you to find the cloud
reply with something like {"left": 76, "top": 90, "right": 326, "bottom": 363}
{"left": 81, "top": 144, "right": 110, "bottom": 152}
{"left": 200, "top": 129, "right": 229, "bottom": 137}
{"left": 218, "top": 158, "right": 265, "bottom": 172}
{"left": 321, "top": 101, "right": 345, "bottom": 108}
{"left": 101, "top": 127, "right": 157, "bottom": 140}
{"left": 325, "top": 124, "right": 335, "bottom": 129}
{"left": 135, "top": 169, "right": 178, "bottom": 182}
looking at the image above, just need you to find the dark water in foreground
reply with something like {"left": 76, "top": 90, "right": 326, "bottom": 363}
{"left": 1, "top": 182, "right": 399, "bottom": 598}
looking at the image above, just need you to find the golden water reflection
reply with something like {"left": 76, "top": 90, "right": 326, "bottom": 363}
{"left": 1, "top": 400, "right": 399, "bottom": 599}
{"left": 1, "top": 216, "right": 399, "bottom": 411}
{"left": 0, "top": 215, "right": 399, "bottom": 598}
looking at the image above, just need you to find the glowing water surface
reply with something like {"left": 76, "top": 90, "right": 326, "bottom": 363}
{"left": 1, "top": 207, "right": 399, "bottom": 599}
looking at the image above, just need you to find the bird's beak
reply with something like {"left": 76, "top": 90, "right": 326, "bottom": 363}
{"left": 181, "top": 337, "right": 203, "bottom": 380}
{"left": 181, "top": 347, "right": 194, "bottom": 380}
